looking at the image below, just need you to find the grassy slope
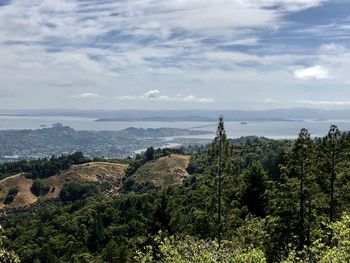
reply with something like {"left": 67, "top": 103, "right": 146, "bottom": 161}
{"left": 0, "top": 162, "right": 128, "bottom": 209}
{"left": 132, "top": 154, "right": 191, "bottom": 187}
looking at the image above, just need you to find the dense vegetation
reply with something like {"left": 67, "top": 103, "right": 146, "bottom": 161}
{"left": 1, "top": 119, "right": 350, "bottom": 262}
{"left": 0, "top": 151, "right": 89, "bottom": 180}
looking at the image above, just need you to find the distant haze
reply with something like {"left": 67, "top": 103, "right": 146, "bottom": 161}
{"left": 2, "top": 108, "right": 350, "bottom": 121}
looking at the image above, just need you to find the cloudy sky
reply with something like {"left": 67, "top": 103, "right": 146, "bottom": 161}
{"left": 0, "top": 0, "right": 350, "bottom": 110}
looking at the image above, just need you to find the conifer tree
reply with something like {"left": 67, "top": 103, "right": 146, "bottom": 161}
{"left": 319, "top": 125, "right": 347, "bottom": 243}
{"left": 209, "top": 115, "right": 235, "bottom": 248}
{"left": 290, "top": 128, "right": 314, "bottom": 249}
{"left": 242, "top": 162, "right": 268, "bottom": 218}
{"left": 322, "top": 125, "right": 342, "bottom": 224}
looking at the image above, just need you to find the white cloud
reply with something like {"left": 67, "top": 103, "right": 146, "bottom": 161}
{"left": 141, "top": 90, "right": 168, "bottom": 100}
{"left": 116, "top": 90, "right": 213, "bottom": 103}
{"left": 183, "top": 95, "right": 214, "bottom": 103}
{"left": 70, "top": 93, "right": 99, "bottom": 98}
{"left": 293, "top": 65, "right": 331, "bottom": 80}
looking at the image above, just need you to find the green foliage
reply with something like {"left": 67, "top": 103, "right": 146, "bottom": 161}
{"left": 283, "top": 214, "right": 350, "bottom": 263}
{"left": 122, "top": 177, "right": 157, "bottom": 194}
{"left": 30, "top": 180, "right": 50, "bottom": 197}
{"left": 145, "top": 147, "right": 155, "bottom": 162}
{"left": 101, "top": 239, "right": 119, "bottom": 263}
{"left": 0, "top": 225, "right": 20, "bottom": 263}
{"left": 102, "top": 239, "right": 130, "bottom": 263}
{"left": 4, "top": 187, "right": 19, "bottom": 205}
{"left": 135, "top": 232, "right": 267, "bottom": 263}
{"left": 40, "top": 244, "right": 58, "bottom": 263}
{"left": 208, "top": 116, "right": 237, "bottom": 246}
{"left": 59, "top": 181, "right": 101, "bottom": 203}
{"left": 0, "top": 152, "right": 90, "bottom": 180}
{"left": 242, "top": 162, "right": 268, "bottom": 217}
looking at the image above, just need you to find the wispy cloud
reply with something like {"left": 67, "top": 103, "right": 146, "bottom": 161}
{"left": 295, "top": 21, "right": 350, "bottom": 39}
{"left": 262, "top": 98, "right": 350, "bottom": 107}
{"left": 0, "top": 0, "right": 330, "bottom": 72}
{"left": 296, "top": 100, "right": 350, "bottom": 105}
{"left": 319, "top": 43, "right": 346, "bottom": 54}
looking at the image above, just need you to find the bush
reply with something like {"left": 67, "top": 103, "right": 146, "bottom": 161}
{"left": 0, "top": 225, "right": 20, "bottom": 263}
{"left": 59, "top": 182, "right": 101, "bottom": 203}
{"left": 135, "top": 232, "right": 267, "bottom": 263}
{"left": 30, "top": 180, "right": 50, "bottom": 197}
{"left": 4, "top": 187, "right": 19, "bottom": 205}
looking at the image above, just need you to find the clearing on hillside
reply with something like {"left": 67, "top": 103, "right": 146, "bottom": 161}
{"left": 132, "top": 154, "right": 191, "bottom": 187}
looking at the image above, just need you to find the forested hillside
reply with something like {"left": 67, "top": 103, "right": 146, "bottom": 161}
{"left": 1, "top": 118, "right": 350, "bottom": 262}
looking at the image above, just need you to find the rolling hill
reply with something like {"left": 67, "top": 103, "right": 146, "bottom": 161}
{"left": 0, "top": 162, "right": 127, "bottom": 209}
{"left": 0, "top": 154, "right": 192, "bottom": 209}
{"left": 132, "top": 154, "right": 191, "bottom": 187}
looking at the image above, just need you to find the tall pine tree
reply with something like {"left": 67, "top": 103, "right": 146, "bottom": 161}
{"left": 290, "top": 128, "right": 314, "bottom": 249}
{"left": 319, "top": 125, "right": 348, "bottom": 243}
{"left": 209, "top": 116, "right": 235, "bottom": 248}
{"left": 322, "top": 125, "right": 342, "bottom": 223}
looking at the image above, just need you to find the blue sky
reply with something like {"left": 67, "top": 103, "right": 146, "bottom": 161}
{"left": 0, "top": 0, "right": 350, "bottom": 110}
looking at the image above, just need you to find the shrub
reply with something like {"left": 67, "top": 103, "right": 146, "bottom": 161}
{"left": 3, "top": 187, "right": 19, "bottom": 205}
{"left": 30, "top": 180, "right": 50, "bottom": 197}
{"left": 59, "top": 182, "right": 101, "bottom": 203}
{"left": 135, "top": 232, "right": 267, "bottom": 263}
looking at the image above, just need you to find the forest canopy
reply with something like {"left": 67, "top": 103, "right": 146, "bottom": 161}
{"left": 1, "top": 119, "right": 350, "bottom": 262}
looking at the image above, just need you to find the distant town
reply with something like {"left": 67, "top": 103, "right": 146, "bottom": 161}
{"left": 0, "top": 124, "right": 212, "bottom": 162}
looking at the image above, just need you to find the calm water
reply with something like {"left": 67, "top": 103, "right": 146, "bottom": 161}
{"left": 1, "top": 115, "right": 350, "bottom": 139}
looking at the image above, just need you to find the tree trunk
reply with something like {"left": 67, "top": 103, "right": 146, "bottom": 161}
{"left": 329, "top": 143, "right": 336, "bottom": 244}
{"left": 217, "top": 134, "right": 222, "bottom": 249}
{"left": 299, "top": 159, "right": 305, "bottom": 250}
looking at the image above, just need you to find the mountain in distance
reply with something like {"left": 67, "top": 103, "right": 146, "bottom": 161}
{"left": 1, "top": 108, "right": 350, "bottom": 121}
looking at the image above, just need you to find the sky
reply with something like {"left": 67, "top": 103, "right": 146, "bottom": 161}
{"left": 0, "top": 0, "right": 350, "bottom": 110}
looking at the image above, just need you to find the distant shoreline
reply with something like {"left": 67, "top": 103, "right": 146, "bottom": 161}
{"left": 95, "top": 117, "right": 304, "bottom": 123}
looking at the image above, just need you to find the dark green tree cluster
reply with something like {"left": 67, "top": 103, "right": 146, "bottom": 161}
{"left": 3, "top": 187, "right": 19, "bottom": 205}
{"left": 30, "top": 180, "right": 50, "bottom": 197}
{"left": 59, "top": 181, "right": 102, "bottom": 203}
{"left": 0, "top": 151, "right": 89, "bottom": 180}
